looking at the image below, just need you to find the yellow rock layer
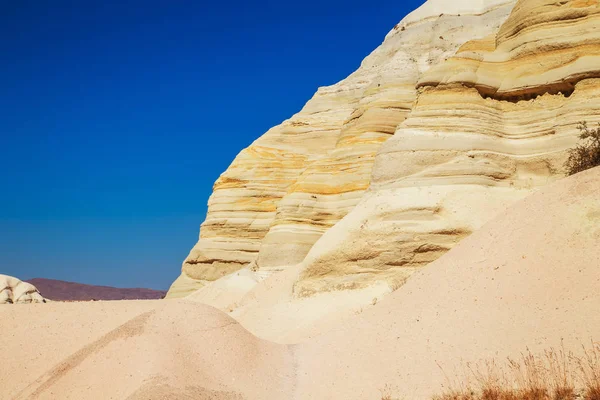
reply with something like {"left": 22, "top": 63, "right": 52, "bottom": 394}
{"left": 294, "top": 0, "right": 600, "bottom": 296}
{"left": 167, "top": 1, "right": 518, "bottom": 297}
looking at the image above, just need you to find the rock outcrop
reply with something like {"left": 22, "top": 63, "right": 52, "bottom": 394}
{"left": 170, "top": 0, "right": 600, "bottom": 301}
{"left": 172, "top": 0, "right": 600, "bottom": 346}
{"left": 3, "top": 2, "right": 600, "bottom": 398}
{"left": 0, "top": 274, "right": 45, "bottom": 304}
{"left": 292, "top": 0, "right": 600, "bottom": 296}
{"left": 168, "top": 0, "right": 519, "bottom": 298}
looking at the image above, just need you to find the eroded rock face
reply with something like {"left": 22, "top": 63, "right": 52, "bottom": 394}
{"left": 168, "top": 0, "right": 518, "bottom": 298}
{"left": 0, "top": 274, "right": 46, "bottom": 304}
{"left": 293, "top": 0, "right": 600, "bottom": 296}
{"left": 419, "top": 0, "right": 600, "bottom": 100}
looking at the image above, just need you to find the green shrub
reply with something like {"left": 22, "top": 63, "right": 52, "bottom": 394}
{"left": 564, "top": 122, "right": 600, "bottom": 176}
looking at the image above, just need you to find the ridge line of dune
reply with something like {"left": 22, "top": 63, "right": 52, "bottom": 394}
{"left": 12, "top": 310, "right": 156, "bottom": 400}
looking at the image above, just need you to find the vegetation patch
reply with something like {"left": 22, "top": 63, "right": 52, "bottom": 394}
{"left": 565, "top": 122, "right": 600, "bottom": 176}
{"left": 382, "top": 342, "right": 600, "bottom": 400}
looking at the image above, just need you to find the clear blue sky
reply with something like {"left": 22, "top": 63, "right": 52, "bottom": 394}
{"left": 0, "top": 0, "right": 423, "bottom": 290}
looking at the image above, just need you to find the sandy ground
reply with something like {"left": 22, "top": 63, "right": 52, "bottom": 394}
{"left": 1, "top": 300, "right": 293, "bottom": 400}
{"left": 231, "top": 264, "right": 394, "bottom": 344}
{"left": 1, "top": 167, "right": 599, "bottom": 400}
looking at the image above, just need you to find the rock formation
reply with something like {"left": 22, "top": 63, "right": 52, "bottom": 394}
{"left": 170, "top": 0, "right": 600, "bottom": 300}
{"left": 293, "top": 0, "right": 600, "bottom": 296}
{"left": 168, "top": 0, "right": 520, "bottom": 298}
{"left": 3, "top": 1, "right": 600, "bottom": 398}
{"left": 0, "top": 274, "right": 45, "bottom": 304}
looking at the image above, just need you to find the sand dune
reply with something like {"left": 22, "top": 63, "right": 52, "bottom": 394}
{"left": 2, "top": 300, "right": 293, "bottom": 400}
{"left": 1, "top": 167, "right": 599, "bottom": 399}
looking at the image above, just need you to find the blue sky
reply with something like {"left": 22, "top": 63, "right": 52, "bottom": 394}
{"left": 0, "top": 0, "right": 423, "bottom": 290}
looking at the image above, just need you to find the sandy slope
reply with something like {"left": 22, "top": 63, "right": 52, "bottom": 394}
{"left": 296, "top": 166, "right": 600, "bottom": 399}
{"left": 229, "top": 264, "right": 393, "bottom": 344}
{"left": 1, "top": 300, "right": 293, "bottom": 400}
{"left": 1, "top": 167, "right": 599, "bottom": 400}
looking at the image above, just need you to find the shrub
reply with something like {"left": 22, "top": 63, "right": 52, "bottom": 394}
{"left": 564, "top": 122, "right": 600, "bottom": 176}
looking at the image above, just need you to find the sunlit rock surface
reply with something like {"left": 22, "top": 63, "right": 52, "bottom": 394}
{"left": 0, "top": 274, "right": 46, "bottom": 304}
{"left": 294, "top": 0, "right": 600, "bottom": 296}
{"left": 168, "top": 0, "right": 518, "bottom": 298}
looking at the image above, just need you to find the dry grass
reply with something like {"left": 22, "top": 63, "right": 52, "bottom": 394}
{"left": 380, "top": 383, "right": 397, "bottom": 400}
{"left": 429, "top": 341, "right": 600, "bottom": 400}
{"left": 577, "top": 342, "right": 600, "bottom": 400}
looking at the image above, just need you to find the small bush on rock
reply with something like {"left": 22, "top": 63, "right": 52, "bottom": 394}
{"left": 565, "top": 122, "right": 600, "bottom": 176}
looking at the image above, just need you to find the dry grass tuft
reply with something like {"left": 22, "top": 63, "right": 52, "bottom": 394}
{"left": 429, "top": 341, "right": 600, "bottom": 400}
{"left": 577, "top": 342, "right": 600, "bottom": 400}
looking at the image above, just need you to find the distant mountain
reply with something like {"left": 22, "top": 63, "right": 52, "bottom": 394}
{"left": 26, "top": 278, "right": 167, "bottom": 301}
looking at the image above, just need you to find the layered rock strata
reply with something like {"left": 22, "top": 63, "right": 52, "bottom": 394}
{"left": 168, "top": 0, "right": 518, "bottom": 297}
{"left": 293, "top": 0, "right": 600, "bottom": 296}
{"left": 0, "top": 274, "right": 46, "bottom": 304}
